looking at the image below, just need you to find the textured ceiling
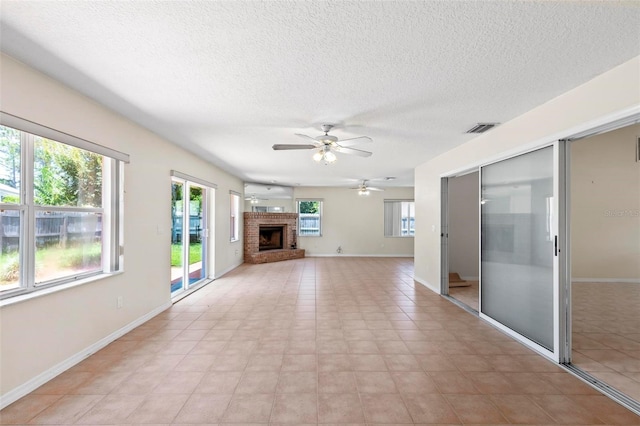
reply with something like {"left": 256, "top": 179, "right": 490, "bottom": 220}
{"left": 1, "top": 1, "right": 639, "bottom": 188}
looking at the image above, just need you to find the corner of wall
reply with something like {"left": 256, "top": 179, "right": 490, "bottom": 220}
{"left": 214, "top": 260, "right": 244, "bottom": 279}
{"left": 413, "top": 275, "right": 440, "bottom": 294}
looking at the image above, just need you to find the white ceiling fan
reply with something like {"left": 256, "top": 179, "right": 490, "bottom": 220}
{"left": 272, "top": 124, "right": 372, "bottom": 163}
{"left": 351, "top": 179, "right": 384, "bottom": 196}
{"left": 244, "top": 195, "right": 266, "bottom": 204}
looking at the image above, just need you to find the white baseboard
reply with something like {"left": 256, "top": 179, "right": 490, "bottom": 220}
{"left": 572, "top": 278, "right": 640, "bottom": 284}
{"left": 306, "top": 254, "right": 414, "bottom": 258}
{"left": 0, "top": 301, "right": 171, "bottom": 410}
{"left": 214, "top": 260, "right": 244, "bottom": 279}
{"left": 413, "top": 275, "right": 440, "bottom": 294}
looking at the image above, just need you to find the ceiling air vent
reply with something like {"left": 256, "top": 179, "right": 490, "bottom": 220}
{"left": 466, "top": 123, "right": 499, "bottom": 134}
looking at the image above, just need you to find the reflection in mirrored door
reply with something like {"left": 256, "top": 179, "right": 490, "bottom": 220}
{"left": 569, "top": 123, "right": 640, "bottom": 406}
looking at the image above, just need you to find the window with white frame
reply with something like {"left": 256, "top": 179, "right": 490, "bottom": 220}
{"left": 384, "top": 200, "right": 415, "bottom": 237}
{"left": 230, "top": 192, "right": 240, "bottom": 242}
{"left": 0, "top": 115, "right": 127, "bottom": 300}
{"left": 297, "top": 199, "right": 322, "bottom": 236}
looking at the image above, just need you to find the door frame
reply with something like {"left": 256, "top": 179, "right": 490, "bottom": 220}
{"left": 440, "top": 169, "right": 480, "bottom": 301}
{"left": 440, "top": 177, "right": 449, "bottom": 295}
{"left": 170, "top": 171, "right": 217, "bottom": 300}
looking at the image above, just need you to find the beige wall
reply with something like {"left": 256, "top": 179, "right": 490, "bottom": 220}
{"left": 571, "top": 124, "right": 640, "bottom": 280}
{"left": 415, "top": 56, "right": 640, "bottom": 292}
{"left": 0, "top": 54, "right": 244, "bottom": 401}
{"left": 294, "top": 186, "right": 415, "bottom": 257}
{"left": 448, "top": 172, "right": 479, "bottom": 279}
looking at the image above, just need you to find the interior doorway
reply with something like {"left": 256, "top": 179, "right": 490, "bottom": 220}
{"left": 445, "top": 171, "right": 480, "bottom": 311}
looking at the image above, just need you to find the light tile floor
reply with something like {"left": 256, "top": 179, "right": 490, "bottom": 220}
{"left": 449, "top": 278, "right": 640, "bottom": 406}
{"left": 572, "top": 282, "right": 640, "bottom": 403}
{"left": 2, "top": 258, "right": 638, "bottom": 425}
{"left": 448, "top": 281, "right": 479, "bottom": 312}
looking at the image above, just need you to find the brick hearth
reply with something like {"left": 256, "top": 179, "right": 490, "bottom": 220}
{"left": 243, "top": 212, "right": 305, "bottom": 264}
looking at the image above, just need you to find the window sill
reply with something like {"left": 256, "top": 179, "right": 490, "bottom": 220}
{"left": 0, "top": 271, "right": 124, "bottom": 308}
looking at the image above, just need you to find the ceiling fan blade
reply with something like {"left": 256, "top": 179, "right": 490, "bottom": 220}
{"left": 367, "top": 187, "right": 384, "bottom": 191}
{"left": 333, "top": 146, "right": 372, "bottom": 157}
{"left": 336, "top": 136, "right": 372, "bottom": 147}
{"left": 294, "top": 133, "right": 322, "bottom": 144}
{"left": 272, "top": 144, "right": 316, "bottom": 150}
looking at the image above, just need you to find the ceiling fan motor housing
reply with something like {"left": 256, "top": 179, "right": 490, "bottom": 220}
{"left": 318, "top": 134, "right": 338, "bottom": 144}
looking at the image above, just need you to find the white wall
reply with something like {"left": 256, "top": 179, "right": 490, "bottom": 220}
{"left": 244, "top": 197, "right": 294, "bottom": 213}
{"left": 571, "top": 123, "right": 640, "bottom": 281}
{"left": 293, "top": 186, "right": 414, "bottom": 257}
{"left": 448, "top": 172, "right": 479, "bottom": 280}
{"left": 0, "top": 54, "right": 244, "bottom": 402}
{"left": 415, "top": 56, "right": 640, "bottom": 293}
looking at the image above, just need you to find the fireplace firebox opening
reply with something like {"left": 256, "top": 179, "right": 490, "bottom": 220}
{"left": 259, "top": 225, "right": 284, "bottom": 251}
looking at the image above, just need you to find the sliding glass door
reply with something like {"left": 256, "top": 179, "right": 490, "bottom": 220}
{"left": 171, "top": 178, "right": 208, "bottom": 297}
{"left": 171, "top": 180, "right": 185, "bottom": 294}
{"left": 480, "top": 144, "right": 565, "bottom": 360}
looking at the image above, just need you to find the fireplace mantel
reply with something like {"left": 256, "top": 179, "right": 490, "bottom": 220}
{"left": 243, "top": 212, "right": 305, "bottom": 264}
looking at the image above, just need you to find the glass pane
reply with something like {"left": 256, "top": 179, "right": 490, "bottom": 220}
{"left": 481, "top": 146, "right": 554, "bottom": 350}
{"left": 385, "top": 201, "right": 414, "bottom": 237}
{"left": 230, "top": 193, "right": 239, "bottom": 241}
{"left": 409, "top": 202, "right": 415, "bottom": 235}
{"left": 34, "top": 211, "right": 103, "bottom": 284}
{"left": 0, "top": 209, "right": 21, "bottom": 291}
{"left": 188, "top": 186, "right": 205, "bottom": 285}
{"left": 400, "top": 201, "right": 415, "bottom": 236}
{"left": 171, "top": 181, "right": 184, "bottom": 294}
{"left": 0, "top": 126, "right": 21, "bottom": 204}
{"left": 298, "top": 201, "right": 321, "bottom": 236}
{"left": 34, "top": 136, "right": 103, "bottom": 207}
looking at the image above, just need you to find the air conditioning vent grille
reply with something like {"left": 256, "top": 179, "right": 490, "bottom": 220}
{"left": 466, "top": 123, "right": 499, "bottom": 134}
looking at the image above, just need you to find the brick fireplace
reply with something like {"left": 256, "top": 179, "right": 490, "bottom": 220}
{"left": 243, "top": 212, "right": 305, "bottom": 264}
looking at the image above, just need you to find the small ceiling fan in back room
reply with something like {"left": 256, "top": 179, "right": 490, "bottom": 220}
{"left": 350, "top": 179, "right": 384, "bottom": 196}
{"left": 272, "top": 124, "right": 372, "bottom": 164}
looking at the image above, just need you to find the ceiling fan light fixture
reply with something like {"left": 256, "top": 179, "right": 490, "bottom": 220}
{"left": 358, "top": 189, "right": 370, "bottom": 196}
{"left": 324, "top": 151, "right": 337, "bottom": 163}
{"left": 274, "top": 124, "right": 372, "bottom": 163}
